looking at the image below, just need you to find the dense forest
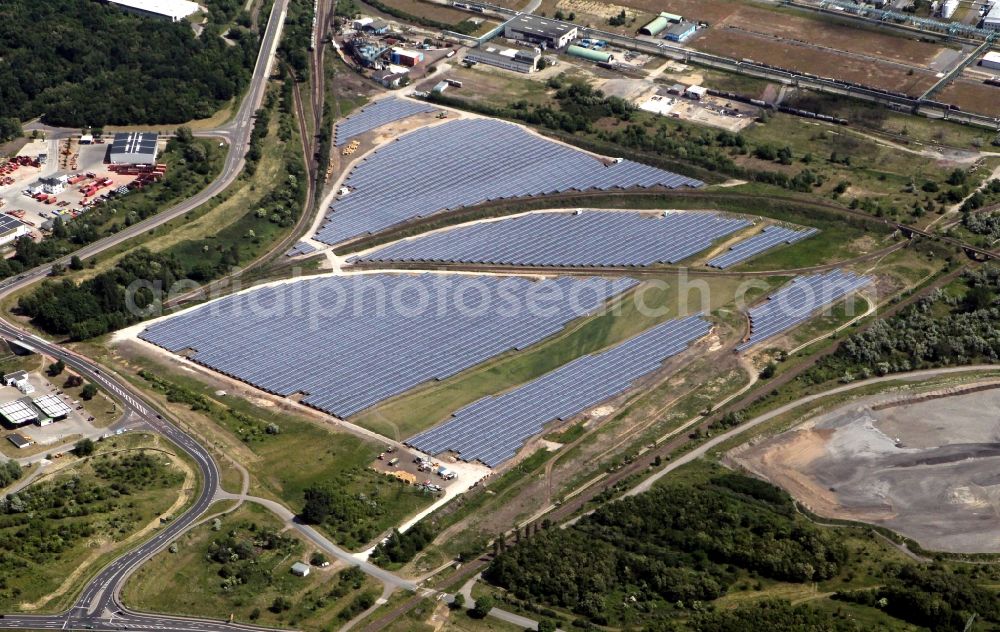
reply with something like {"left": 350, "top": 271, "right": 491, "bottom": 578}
{"left": 17, "top": 248, "right": 187, "bottom": 339}
{"left": 0, "top": 0, "right": 257, "bottom": 126}
{"left": 804, "top": 265, "right": 1000, "bottom": 383}
{"left": 484, "top": 472, "right": 848, "bottom": 625}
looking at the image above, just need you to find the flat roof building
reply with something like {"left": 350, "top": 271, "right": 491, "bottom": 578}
{"left": 106, "top": 0, "right": 200, "bottom": 22}
{"left": 109, "top": 132, "right": 159, "bottom": 165}
{"left": 981, "top": 50, "right": 1000, "bottom": 70}
{"left": 665, "top": 21, "right": 697, "bottom": 42}
{"left": 0, "top": 216, "right": 30, "bottom": 247}
{"left": 291, "top": 562, "right": 311, "bottom": 577}
{"left": 685, "top": 85, "right": 707, "bottom": 100}
{"left": 984, "top": 2, "right": 1000, "bottom": 29}
{"left": 465, "top": 46, "right": 540, "bottom": 73}
{"left": 504, "top": 14, "right": 577, "bottom": 49}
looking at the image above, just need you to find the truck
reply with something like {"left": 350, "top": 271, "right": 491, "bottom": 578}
{"left": 388, "top": 457, "right": 400, "bottom": 467}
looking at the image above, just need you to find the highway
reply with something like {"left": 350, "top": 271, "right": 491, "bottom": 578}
{"left": 0, "top": 0, "right": 297, "bottom": 630}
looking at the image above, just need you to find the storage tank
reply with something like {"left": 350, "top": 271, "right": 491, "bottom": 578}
{"left": 567, "top": 44, "right": 613, "bottom": 63}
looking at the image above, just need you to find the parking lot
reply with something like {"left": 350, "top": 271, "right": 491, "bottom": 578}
{"left": 0, "top": 369, "right": 103, "bottom": 458}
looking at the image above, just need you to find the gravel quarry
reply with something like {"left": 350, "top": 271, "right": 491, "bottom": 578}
{"left": 730, "top": 382, "right": 1000, "bottom": 553}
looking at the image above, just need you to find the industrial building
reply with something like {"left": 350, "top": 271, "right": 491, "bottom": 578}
{"left": 109, "top": 132, "right": 159, "bottom": 165}
{"left": 105, "top": 0, "right": 200, "bottom": 22}
{"left": 363, "top": 19, "right": 391, "bottom": 35}
{"left": 685, "top": 85, "right": 707, "bottom": 100}
{"left": 35, "top": 173, "right": 69, "bottom": 195}
{"left": 504, "top": 14, "right": 577, "bottom": 49}
{"left": 3, "top": 371, "right": 34, "bottom": 395}
{"left": 464, "top": 46, "right": 541, "bottom": 73}
{"left": 372, "top": 69, "right": 409, "bottom": 88}
{"left": 33, "top": 394, "right": 72, "bottom": 422}
{"left": 939, "top": 0, "right": 959, "bottom": 18}
{"left": 566, "top": 44, "right": 613, "bottom": 63}
{"left": 984, "top": 2, "right": 1000, "bottom": 30}
{"left": 0, "top": 398, "right": 38, "bottom": 426}
{"left": 982, "top": 50, "right": 1000, "bottom": 70}
{"left": 640, "top": 12, "right": 682, "bottom": 36}
{"left": 0, "top": 216, "right": 29, "bottom": 247}
{"left": 390, "top": 48, "right": 424, "bottom": 66}
{"left": 7, "top": 433, "right": 31, "bottom": 450}
{"left": 349, "top": 38, "right": 389, "bottom": 68}
{"left": 665, "top": 21, "right": 697, "bottom": 42}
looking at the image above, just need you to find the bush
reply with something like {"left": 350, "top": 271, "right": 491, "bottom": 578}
{"left": 73, "top": 438, "right": 95, "bottom": 457}
{"left": 470, "top": 595, "right": 494, "bottom": 619}
{"left": 81, "top": 383, "right": 98, "bottom": 400}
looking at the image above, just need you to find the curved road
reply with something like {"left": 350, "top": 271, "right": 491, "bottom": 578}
{"left": 0, "top": 1, "right": 294, "bottom": 630}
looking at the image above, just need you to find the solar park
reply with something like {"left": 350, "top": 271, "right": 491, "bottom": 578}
{"left": 737, "top": 269, "right": 872, "bottom": 352}
{"left": 334, "top": 98, "right": 436, "bottom": 147}
{"left": 314, "top": 118, "right": 704, "bottom": 245}
{"left": 351, "top": 211, "right": 751, "bottom": 267}
{"left": 139, "top": 274, "right": 638, "bottom": 419}
{"left": 708, "top": 225, "right": 819, "bottom": 269}
{"left": 407, "top": 314, "right": 711, "bottom": 467}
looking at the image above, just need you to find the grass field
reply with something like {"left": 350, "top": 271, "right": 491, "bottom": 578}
{"left": 937, "top": 79, "right": 1000, "bottom": 118}
{"left": 351, "top": 275, "right": 756, "bottom": 440}
{"left": 0, "top": 433, "right": 190, "bottom": 613}
{"left": 123, "top": 502, "right": 381, "bottom": 628}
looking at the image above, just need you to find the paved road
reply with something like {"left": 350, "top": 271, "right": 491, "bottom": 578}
{"left": 0, "top": 2, "right": 295, "bottom": 630}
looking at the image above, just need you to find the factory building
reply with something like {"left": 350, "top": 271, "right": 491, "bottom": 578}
{"left": 664, "top": 21, "right": 697, "bottom": 42}
{"left": 464, "top": 46, "right": 541, "bottom": 73}
{"left": 109, "top": 132, "right": 159, "bottom": 165}
{"left": 390, "top": 48, "right": 424, "bottom": 67}
{"left": 0, "top": 215, "right": 30, "bottom": 247}
{"left": 504, "top": 14, "right": 577, "bottom": 49}
{"left": 105, "top": 0, "right": 200, "bottom": 22}
{"left": 640, "top": 12, "right": 682, "bottom": 36}
{"left": 982, "top": 50, "right": 1000, "bottom": 70}
{"left": 566, "top": 44, "right": 613, "bottom": 63}
{"left": 939, "top": 0, "right": 959, "bottom": 18}
{"left": 984, "top": 2, "right": 1000, "bottom": 30}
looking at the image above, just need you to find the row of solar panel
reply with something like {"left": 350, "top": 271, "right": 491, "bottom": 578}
{"left": 285, "top": 242, "right": 317, "bottom": 257}
{"left": 406, "top": 314, "right": 711, "bottom": 466}
{"left": 736, "top": 269, "right": 872, "bottom": 351}
{"left": 350, "top": 211, "right": 751, "bottom": 267}
{"left": 334, "top": 98, "right": 435, "bottom": 146}
{"left": 313, "top": 119, "right": 703, "bottom": 245}
{"left": 707, "top": 226, "right": 819, "bottom": 269}
{"left": 139, "top": 274, "right": 639, "bottom": 418}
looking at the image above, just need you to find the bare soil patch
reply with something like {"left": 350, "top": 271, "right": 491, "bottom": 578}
{"left": 936, "top": 79, "right": 1000, "bottom": 118}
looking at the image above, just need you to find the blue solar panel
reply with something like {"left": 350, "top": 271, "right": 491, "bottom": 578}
{"left": 334, "top": 98, "right": 436, "bottom": 146}
{"left": 285, "top": 242, "right": 317, "bottom": 257}
{"left": 139, "top": 274, "right": 639, "bottom": 418}
{"left": 350, "top": 210, "right": 750, "bottom": 267}
{"left": 707, "top": 226, "right": 819, "bottom": 269}
{"left": 406, "top": 314, "right": 711, "bottom": 466}
{"left": 737, "top": 270, "right": 872, "bottom": 352}
{"left": 315, "top": 119, "right": 704, "bottom": 245}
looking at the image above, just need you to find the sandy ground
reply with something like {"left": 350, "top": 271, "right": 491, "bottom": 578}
{"left": 732, "top": 382, "right": 1000, "bottom": 553}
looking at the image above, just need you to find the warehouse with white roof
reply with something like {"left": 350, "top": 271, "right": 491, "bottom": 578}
{"left": 106, "top": 0, "right": 200, "bottom": 22}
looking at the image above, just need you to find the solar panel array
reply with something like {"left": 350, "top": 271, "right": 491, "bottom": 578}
{"left": 334, "top": 98, "right": 435, "bottom": 146}
{"left": 350, "top": 211, "right": 750, "bottom": 267}
{"left": 285, "top": 241, "right": 317, "bottom": 257}
{"left": 139, "top": 274, "right": 639, "bottom": 418}
{"left": 707, "top": 225, "right": 819, "bottom": 269}
{"left": 314, "top": 119, "right": 704, "bottom": 245}
{"left": 737, "top": 270, "right": 872, "bottom": 352}
{"left": 407, "top": 314, "right": 711, "bottom": 466}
